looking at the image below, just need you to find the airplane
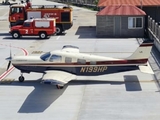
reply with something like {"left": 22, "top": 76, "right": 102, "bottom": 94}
{"left": 6, "top": 40, "right": 154, "bottom": 89}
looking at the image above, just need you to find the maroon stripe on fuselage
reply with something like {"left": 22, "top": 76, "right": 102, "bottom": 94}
{"left": 13, "top": 58, "right": 148, "bottom": 66}
{"left": 140, "top": 43, "right": 153, "bottom": 47}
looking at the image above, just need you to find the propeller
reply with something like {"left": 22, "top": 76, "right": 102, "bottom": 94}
{"left": 6, "top": 45, "right": 12, "bottom": 71}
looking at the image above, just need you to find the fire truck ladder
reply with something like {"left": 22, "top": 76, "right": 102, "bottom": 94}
{"left": 31, "top": 5, "right": 71, "bottom": 9}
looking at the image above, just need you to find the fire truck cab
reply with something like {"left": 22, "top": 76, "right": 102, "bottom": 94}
{"left": 9, "top": 18, "right": 56, "bottom": 39}
{"left": 9, "top": 3, "right": 73, "bottom": 34}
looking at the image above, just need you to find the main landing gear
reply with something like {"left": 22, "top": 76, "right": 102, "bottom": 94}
{"left": 56, "top": 84, "right": 64, "bottom": 89}
{"left": 18, "top": 73, "right": 25, "bottom": 82}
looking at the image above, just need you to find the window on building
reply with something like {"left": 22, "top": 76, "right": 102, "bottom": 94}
{"left": 128, "top": 17, "right": 143, "bottom": 29}
{"left": 65, "top": 57, "right": 72, "bottom": 63}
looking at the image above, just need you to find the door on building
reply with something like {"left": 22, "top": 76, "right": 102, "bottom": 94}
{"left": 114, "top": 16, "right": 121, "bottom": 37}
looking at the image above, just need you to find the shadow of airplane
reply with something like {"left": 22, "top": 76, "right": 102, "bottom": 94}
{"left": 0, "top": 75, "right": 142, "bottom": 113}
{"left": 2, "top": 79, "right": 67, "bottom": 113}
{"left": 124, "top": 75, "right": 142, "bottom": 91}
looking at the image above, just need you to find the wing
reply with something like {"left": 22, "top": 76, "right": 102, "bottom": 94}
{"left": 42, "top": 70, "right": 76, "bottom": 85}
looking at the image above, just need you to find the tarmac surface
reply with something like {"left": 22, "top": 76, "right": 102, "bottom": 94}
{"left": 0, "top": 0, "right": 160, "bottom": 120}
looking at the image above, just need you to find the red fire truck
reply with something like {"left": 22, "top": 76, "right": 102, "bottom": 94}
{"left": 9, "top": 18, "right": 56, "bottom": 39}
{"left": 9, "top": 2, "right": 73, "bottom": 34}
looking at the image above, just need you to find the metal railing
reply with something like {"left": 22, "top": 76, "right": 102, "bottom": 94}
{"left": 148, "top": 16, "right": 160, "bottom": 52}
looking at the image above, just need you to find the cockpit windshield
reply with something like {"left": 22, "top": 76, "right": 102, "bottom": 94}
{"left": 40, "top": 52, "right": 51, "bottom": 61}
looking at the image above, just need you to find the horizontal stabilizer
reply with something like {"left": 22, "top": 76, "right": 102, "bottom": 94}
{"left": 139, "top": 62, "right": 154, "bottom": 74}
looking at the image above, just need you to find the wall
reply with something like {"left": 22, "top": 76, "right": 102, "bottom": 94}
{"left": 96, "top": 16, "right": 114, "bottom": 37}
{"left": 121, "top": 16, "right": 145, "bottom": 38}
{"left": 96, "top": 15, "right": 145, "bottom": 38}
{"left": 142, "top": 6, "right": 160, "bottom": 22}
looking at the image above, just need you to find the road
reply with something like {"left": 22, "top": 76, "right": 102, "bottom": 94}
{"left": 0, "top": 0, "right": 160, "bottom": 120}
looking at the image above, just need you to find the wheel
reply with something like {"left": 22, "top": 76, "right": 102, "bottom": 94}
{"left": 19, "top": 76, "right": 25, "bottom": 82}
{"left": 12, "top": 32, "right": 20, "bottom": 39}
{"left": 56, "top": 85, "right": 64, "bottom": 89}
{"left": 39, "top": 32, "right": 47, "bottom": 39}
{"left": 56, "top": 25, "right": 62, "bottom": 35}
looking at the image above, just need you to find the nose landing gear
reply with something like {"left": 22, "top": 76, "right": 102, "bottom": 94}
{"left": 18, "top": 73, "right": 25, "bottom": 82}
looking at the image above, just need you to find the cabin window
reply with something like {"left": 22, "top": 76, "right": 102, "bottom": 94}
{"left": 128, "top": 17, "right": 143, "bottom": 29}
{"left": 49, "top": 55, "right": 62, "bottom": 62}
{"left": 77, "top": 59, "right": 86, "bottom": 64}
{"left": 40, "top": 52, "right": 51, "bottom": 61}
{"left": 65, "top": 57, "right": 72, "bottom": 63}
{"left": 90, "top": 61, "right": 96, "bottom": 65}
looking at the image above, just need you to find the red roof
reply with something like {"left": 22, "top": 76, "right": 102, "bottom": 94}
{"left": 98, "top": 0, "right": 160, "bottom": 7}
{"left": 97, "top": 4, "right": 146, "bottom": 16}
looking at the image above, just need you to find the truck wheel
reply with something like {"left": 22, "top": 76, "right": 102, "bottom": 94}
{"left": 56, "top": 25, "right": 62, "bottom": 35}
{"left": 39, "top": 32, "right": 47, "bottom": 39}
{"left": 12, "top": 32, "right": 20, "bottom": 39}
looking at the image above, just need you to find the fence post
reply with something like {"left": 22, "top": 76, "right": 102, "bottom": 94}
{"left": 155, "top": 22, "right": 158, "bottom": 37}
{"left": 150, "top": 17, "right": 153, "bottom": 30}
{"left": 152, "top": 20, "right": 155, "bottom": 33}
{"left": 158, "top": 26, "right": 160, "bottom": 41}
{"left": 148, "top": 16, "right": 150, "bottom": 29}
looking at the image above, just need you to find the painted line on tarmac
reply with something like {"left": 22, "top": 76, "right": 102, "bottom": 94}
{"left": 56, "top": 36, "right": 60, "bottom": 40}
{"left": 0, "top": 44, "right": 28, "bottom": 81}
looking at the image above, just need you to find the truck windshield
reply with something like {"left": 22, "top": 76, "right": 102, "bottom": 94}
{"left": 10, "top": 7, "right": 23, "bottom": 14}
{"left": 23, "top": 22, "right": 30, "bottom": 27}
{"left": 40, "top": 52, "right": 51, "bottom": 61}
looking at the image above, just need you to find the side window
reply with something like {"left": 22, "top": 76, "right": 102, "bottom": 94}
{"left": 23, "top": 22, "right": 30, "bottom": 27}
{"left": 49, "top": 55, "right": 62, "bottom": 62}
{"left": 65, "top": 57, "right": 72, "bottom": 63}
{"left": 77, "top": 59, "right": 86, "bottom": 64}
{"left": 90, "top": 61, "right": 96, "bottom": 65}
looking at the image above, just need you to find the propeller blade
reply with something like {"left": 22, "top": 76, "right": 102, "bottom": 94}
{"left": 6, "top": 45, "right": 12, "bottom": 71}
{"left": 7, "top": 61, "right": 11, "bottom": 71}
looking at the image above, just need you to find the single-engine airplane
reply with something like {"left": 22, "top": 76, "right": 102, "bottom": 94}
{"left": 6, "top": 40, "right": 153, "bottom": 89}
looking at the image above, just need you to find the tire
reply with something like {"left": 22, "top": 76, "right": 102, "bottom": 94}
{"left": 19, "top": 76, "right": 24, "bottom": 82}
{"left": 12, "top": 31, "right": 20, "bottom": 39}
{"left": 56, "top": 25, "right": 62, "bottom": 35}
{"left": 39, "top": 32, "right": 47, "bottom": 39}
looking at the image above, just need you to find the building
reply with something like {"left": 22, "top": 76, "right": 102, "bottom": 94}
{"left": 98, "top": 0, "right": 160, "bottom": 22}
{"left": 96, "top": 4, "right": 146, "bottom": 38}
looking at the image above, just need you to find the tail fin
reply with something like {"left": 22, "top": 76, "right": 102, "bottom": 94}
{"left": 127, "top": 40, "right": 153, "bottom": 60}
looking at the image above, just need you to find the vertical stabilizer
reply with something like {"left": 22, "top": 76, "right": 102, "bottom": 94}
{"left": 127, "top": 40, "right": 153, "bottom": 60}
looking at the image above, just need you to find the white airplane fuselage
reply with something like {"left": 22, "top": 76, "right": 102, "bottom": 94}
{"left": 10, "top": 50, "right": 147, "bottom": 76}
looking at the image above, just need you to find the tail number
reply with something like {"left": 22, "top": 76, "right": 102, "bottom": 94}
{"left": 80, "top": 66, "right": 107, "bottom": 73}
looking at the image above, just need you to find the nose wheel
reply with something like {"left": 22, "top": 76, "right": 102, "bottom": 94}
{"left": 19, "top": 73, "right": 25, "bottom": 82}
